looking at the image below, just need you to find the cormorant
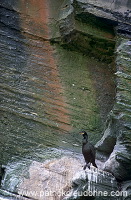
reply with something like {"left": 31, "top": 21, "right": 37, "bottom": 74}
{"left": 80, "top": 131, "right": 97, "bottom": 170}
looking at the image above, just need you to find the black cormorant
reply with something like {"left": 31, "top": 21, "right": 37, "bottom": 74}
{"left": 80, "top": 131, "right": 97, "bottom": 170}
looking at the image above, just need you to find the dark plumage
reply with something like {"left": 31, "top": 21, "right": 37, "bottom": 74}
{"left": 80, "top": 131, "right": 97, "bottom": 170}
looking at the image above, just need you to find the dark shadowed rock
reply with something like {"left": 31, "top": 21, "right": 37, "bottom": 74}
{"left": 121, "top": 181, "right": 131, "bottom": 200}
{"left": 96, "top": 39, "right": 131, "bottom": 183}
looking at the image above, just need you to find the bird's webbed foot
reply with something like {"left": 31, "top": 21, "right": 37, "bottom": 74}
{"left": 83, "top": 163, "right": 90, "bottom": 170}
{"left": 83, "top": 164, "right": 87, "bottom": 170}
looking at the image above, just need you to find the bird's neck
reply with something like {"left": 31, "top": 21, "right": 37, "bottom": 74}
{"left": 82, "top": 136, "right": 88, "bottom": 144}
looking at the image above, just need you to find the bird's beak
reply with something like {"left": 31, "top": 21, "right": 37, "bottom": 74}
{"left": 79, "top": 132, "right": 84, "bottom": 135}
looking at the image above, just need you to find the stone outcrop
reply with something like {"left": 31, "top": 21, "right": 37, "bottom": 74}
{"left": 58, "top": 0, "right": 116, "bottom": 63}
{"left": 57, "top": 0, "right": 130, "bottom": 62}
{"left": 65, "top": 167, "right": 119, "bottom": 200}
{"left": 96, "top": 39, "right": 131, "bottom": 182}
{"left": 1, "top": 150, "right": 122, "bottom": 200}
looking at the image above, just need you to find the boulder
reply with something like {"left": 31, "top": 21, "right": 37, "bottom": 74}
{"left": 1, "top": 151, "right": 119, "bottom": 200}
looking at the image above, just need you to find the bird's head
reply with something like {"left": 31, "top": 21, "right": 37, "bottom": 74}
{"left": 79, "top": 131, "right": 88, "bottom": 138}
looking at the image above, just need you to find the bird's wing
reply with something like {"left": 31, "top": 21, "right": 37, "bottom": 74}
{"left": 89, "top": 143, "right": 96, "bottom": 158}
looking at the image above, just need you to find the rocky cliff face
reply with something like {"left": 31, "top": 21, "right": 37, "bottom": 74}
{"left": 57, "top": 0, "right": 131, "bottom": 198}
{"left": 96, "top": 39, "right": 131, "bottom": 182}
{"left": 56, "top": 0, "right": 131, "bottom": 183}
{"left": 0, "top": 0, "right": 131, "bottom": 200}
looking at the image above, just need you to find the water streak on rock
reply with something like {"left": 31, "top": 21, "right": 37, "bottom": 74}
{"left": 0, "top": 0, "right": 71, "bottom": 133}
